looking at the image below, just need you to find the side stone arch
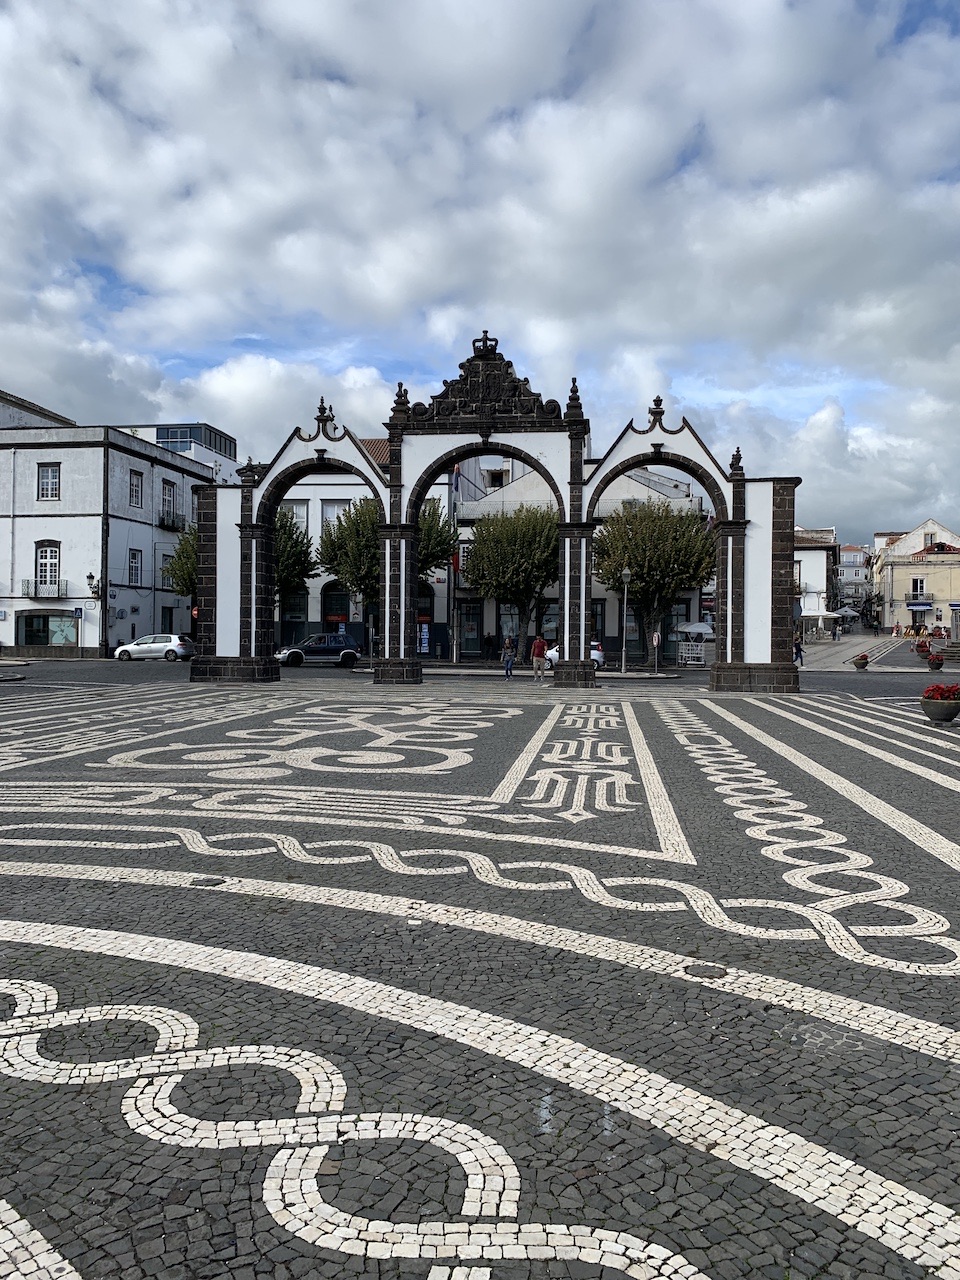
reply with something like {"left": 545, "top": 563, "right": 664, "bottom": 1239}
{"left": 584, "top": 452, "right": 729, "bottom": 524}
{"left": 584, "top": 405, "right": 799, "bottom": 692}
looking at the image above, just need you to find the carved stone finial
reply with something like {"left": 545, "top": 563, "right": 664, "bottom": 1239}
{"left": 295, "top": 395, "right": 345, "bottom": 443}
{"left": 564, "top": 376, "right": 583, "bottom": 419}
{"left": 730, "top": 447, "right": 743, "bottom": 472}
{"left": 315, "top": 396, "right": 334, "bottom": 429}
{"left": 393, "top": 382, "right": 410, "bottom": 411}
{"left": 648, "top": 396, "right": 665, "bottom": 429}
{"left": 472, "top": 330, "right": 499, "bottom": 357}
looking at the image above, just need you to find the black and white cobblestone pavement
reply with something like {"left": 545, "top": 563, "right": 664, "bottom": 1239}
{"left": 1, "top": 665, "right": 960, "bottom": 1280}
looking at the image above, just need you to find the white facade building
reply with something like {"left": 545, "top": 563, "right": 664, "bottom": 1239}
{"left": 0, "top": 388, "right": 237, "bottom": 657}
{"left": 872, "top": 520, "right": 960, "bottom": 636}
{"left": 837, "top": 544, "right": 872, "bottom": 612}
{"left": 793, "top": 527, "right": 840, "bottom": 638}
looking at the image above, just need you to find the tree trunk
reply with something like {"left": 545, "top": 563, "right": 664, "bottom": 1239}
{"left": 517, "top": 603, "right": 533, "bottom": 663}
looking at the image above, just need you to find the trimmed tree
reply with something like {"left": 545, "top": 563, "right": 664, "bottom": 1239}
{"left": 168, "top": 511, "right": 322, "bottom": 608}
{"left": 463, "top": 505, "right": 560, "bottom": 657}
{"left": 165, "top": 522, "right": 199, "bottom": 599}
{"left": 274, "top": 506, "right": 323, "bottom": 608}
{"left": 593, "top": 501, "right": 715, "bottom": 661}
{"left": 317, "top": 496, "right": 458, "bottom": 595}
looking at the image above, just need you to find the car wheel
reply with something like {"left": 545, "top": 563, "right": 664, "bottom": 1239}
{"left": 287, "top": 651, "right": 304, "bottom": 668}
{"left": 545, "top": 659, "right": 554, "bottom": 671}
{"left": 117, "top": 650, "right": 131, "bottom": 661}
{"left": 164, "top": 650, "right": 179, "bottom": 662}
{"left": 341, "top": 653, "right": 357, "bottom": 669}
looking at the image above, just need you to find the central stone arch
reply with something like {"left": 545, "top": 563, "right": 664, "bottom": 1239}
{"left": 190, "top": 334, "right": 800, "bottom": 692}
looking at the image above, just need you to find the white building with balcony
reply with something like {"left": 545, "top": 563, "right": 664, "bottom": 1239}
{"left": 0, "top": 388, "right": 236, "bottom": 657}
{"left": 872, "top": 520, "right": 960, "bottom": 636}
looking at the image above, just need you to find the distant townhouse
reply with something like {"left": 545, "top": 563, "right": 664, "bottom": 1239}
{"left": 837, "top": 544, "right": 873, "bottom": 613}
{"left": 872, "top": 520, "right": 960, "bottom": 637}
{"left": 793, "top": 527, "right": 840, "bottom": 638}
{"left": 0, "top": 388, "right": 237, "bottom": 657}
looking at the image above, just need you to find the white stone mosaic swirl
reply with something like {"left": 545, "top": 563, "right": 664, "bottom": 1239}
{"left": 0, "top": 978, "right": 707, "bottom": 1278}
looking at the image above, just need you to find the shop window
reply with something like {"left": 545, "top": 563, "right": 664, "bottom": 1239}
{"left": 16, "top": 613, "right": 77, "bottom": 646}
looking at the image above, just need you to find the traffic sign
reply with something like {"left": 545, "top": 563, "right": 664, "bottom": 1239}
{"left": 652, "top": 631, "right": 661, "bottom": 647}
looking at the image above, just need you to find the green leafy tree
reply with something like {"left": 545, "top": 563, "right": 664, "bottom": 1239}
{"left": 593, "top": 501, "right": 715, "bottom": 662}
{"left": 275, "top": 506, "right": 323, "bottom": 607}
{"left": 463, "top": 506, "right": 560, "bottom": 656}
{"left": 317, "top": 497, "right": 458, "bottom": 596}
{"left": 168, "top": 512, "right": 322, "bottom": 608}
{"left": 417, "top": 497, "right": 460, "bottom": 580}
{"left": 165, "top": 522, "right": 198, "bottom": 598}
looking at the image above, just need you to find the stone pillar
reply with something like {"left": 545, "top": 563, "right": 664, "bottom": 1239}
{"left": 709, "top": 474, "right": 800, "bottom": 693}
{"left": 191, "top": 471, "right": 280, "bottom": 684}
{"left": 555, "top": 523, "right": 596, "bottom": 688}
{"left": 374, "top": 523, "right": 422, "bottom": 684}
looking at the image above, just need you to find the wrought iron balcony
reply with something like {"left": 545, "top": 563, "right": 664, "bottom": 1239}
{"left": 157, "top": 509, "right": 186, "bottom": 531}
{"left": 22, "top": 579, "right": 68, "bottom": 598}
{"left": 904, "top": 591, "right": 934, "bottom": 604}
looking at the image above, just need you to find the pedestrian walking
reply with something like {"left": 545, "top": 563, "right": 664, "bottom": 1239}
{"left": 531, "top": 634, "right": 547, "bottom": 683}
{"left": 793, "top": 637, "right": 804, "bottom": 666}
{"left": 502, "top": 635, "right": 516, "bottom": 679}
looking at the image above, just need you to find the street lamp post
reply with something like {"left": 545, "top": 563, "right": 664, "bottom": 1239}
{"left": 621, "top": 567, "right": 631, "bottom": 674}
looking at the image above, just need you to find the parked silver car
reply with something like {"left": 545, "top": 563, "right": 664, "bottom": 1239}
{"left": 545, "top": 641, "right": 605, "bottom": 670}
{"left": 115, "top": 633, "right": 195, "bottom": 662}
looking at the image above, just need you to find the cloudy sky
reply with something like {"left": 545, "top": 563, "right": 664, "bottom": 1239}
{"left": 2, "top": 0, "right": 959, "bottom": 541}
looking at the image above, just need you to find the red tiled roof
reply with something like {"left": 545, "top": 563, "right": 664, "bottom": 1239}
{"left": 359, "top": 437, "right": 389, "bottom": 466}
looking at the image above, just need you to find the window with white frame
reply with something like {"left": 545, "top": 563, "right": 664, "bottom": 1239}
{"left": 129, "top": 548, "right": 143, "bottom": 586}
{"left": 924, "top": 532, "right": 936, "bottom": 547}
{"left": 129, "top": 469, "right": 143, "bottom": 507}
{"left": 281, "top": 499, "right": 309, "bottom": 532}
{"left": 36, "top": 542, "right": 60, "bottom": 586}
{"left": 161, "top": 480, "right": 177, "bottom": 521}
{"left": 38, "top": 463, "right": 60, "bottom": 500}
{"left": 321, "top": 499, "right": 350, "bottom": 526}
{"left": 160, "top": 554, "right": 173, "bottom": 589}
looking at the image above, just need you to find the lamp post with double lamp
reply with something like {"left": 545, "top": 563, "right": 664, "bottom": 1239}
{"left": 621, "top": 567, "right": 631, "bottom": 674}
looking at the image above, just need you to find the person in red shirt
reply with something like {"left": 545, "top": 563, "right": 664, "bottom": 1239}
{"left": 531, "top": 634, "right": 547, "bottom": 683}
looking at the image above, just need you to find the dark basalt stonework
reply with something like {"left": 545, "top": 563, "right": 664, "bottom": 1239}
{"left": 373, "top": 658, "right": 424, "bottom": 685}
{"left": 710, "top": 662, "right": 800, "bottom": 693}
{"left": 191, "top": 656, "right": 281, "bottom": 683}
{"left": 552, "top": 659, "right": 598, "bottom": 688}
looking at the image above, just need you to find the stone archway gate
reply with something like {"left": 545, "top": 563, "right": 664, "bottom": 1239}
{"left": 190, "top": 333, "right": 800, "bottom": 693}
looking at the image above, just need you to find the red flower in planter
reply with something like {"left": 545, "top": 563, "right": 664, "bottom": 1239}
{"left": 921, "top": 683, "right": 960, "bottom": 701}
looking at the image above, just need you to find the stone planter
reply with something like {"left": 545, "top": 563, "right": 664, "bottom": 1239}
{"left": 852, "top": 658, "right": 868, "bottom": 670}
{"left": 920, "top": 698, "right": 960, "bottom": 725}
{"left": 928, "top": 658, "right": 945, "bottom": 672}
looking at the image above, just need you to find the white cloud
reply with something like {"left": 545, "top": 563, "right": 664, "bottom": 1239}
{"left": 0, "top": 0, "right": 959, "bottom": 541}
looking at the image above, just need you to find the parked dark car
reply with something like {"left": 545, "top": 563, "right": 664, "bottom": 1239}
{"left": 275, "top": 633, "right": 362, "bottom": 668}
